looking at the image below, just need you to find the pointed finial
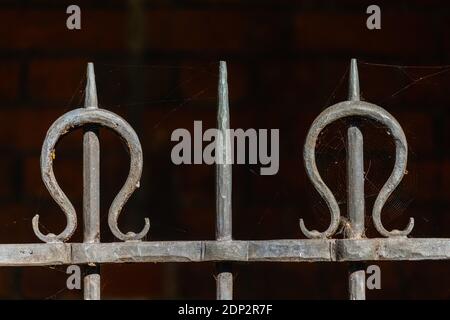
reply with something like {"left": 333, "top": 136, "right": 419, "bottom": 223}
{"left": 219, "top": 61, "right": 228, "bottom": 98}
{"left": 218, "top": 61, "right": 229, "bottom": 130}
{"left": 217, "top": 60, "right": 231, "bottom": 165}
{"left": 348, "top": 59, "right": 360, "bottom": 101}
{"left": 85, "top": 62, "right": 98, "bottom": 109}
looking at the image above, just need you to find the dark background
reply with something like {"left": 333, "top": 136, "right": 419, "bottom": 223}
{"left": 0, "top": 0, "right": 450, "bottom": 299}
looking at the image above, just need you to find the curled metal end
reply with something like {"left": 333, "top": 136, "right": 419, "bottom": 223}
{"left": 371, "top": 133, "right": 414, "bottom": 238}
{"left": 109, "top": 217, "right": 150, "bottom": 241}
{"left": 32, "top": 214, "right": 75, "bottom": 243}
{"left": 301, "top": 126, "right": 341, "bottom": 239}
{"left": 299, "top": 218, "right": 338, "bottom": 239}
{"left": 373, "top": 217, "right": 414, "bottom": 238}
{"left": 35, "top": 107, "right": 149, "bottom": 242}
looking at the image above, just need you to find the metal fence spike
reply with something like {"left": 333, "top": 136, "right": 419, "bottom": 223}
{"left": 85, "top": 62, "right": 98, "bottom": 109}
{"left": 83, "top": 62, "right": 101, "bottom": 300}
{"left": 216, "top": 60, "right": 232, "bottom": 241}
{"left": 348, "top": 58, "right": 360, "bottom": 101}
{"left": 216, "top": 60, "right": 233, "bottom": 300}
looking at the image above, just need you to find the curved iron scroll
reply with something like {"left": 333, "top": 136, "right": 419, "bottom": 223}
{"left": 300, "top": 101, "right": 414, "bottom": 239}
{"left": 33, "top": 108, "right": 149, "bottom": 243}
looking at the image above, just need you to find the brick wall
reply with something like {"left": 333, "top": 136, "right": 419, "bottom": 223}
{"left": 0, "top": 0, "right": 449, "bottom": 299}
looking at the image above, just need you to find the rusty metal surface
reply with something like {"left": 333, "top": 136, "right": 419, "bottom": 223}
{"left": 33, "top": 101, "right": 149, "bottom": 243}
{"left": 216, "top": 61, "right": 233, "bottom": 300}
{"left": 300, "top": 60, "right": 413, "bottom": 239}
{"left": 3, "top": 239, "right": 450, "bottom": 266}
{"left": 346, "top": 60, "right": 366, "bottom": 300}
{"left": 0, "top": 59, "right": 439, "bottom": 299}
{"left": 83, "top": 63, "right": 101, "bottom": 300}
{"left": 300, "top": 99, "right": 414, "bottom": 239}
{"left": 347, "top": 126, "right": 366, "bottom": 300}
{"left": 299, "top": 59, "right": 416, "bottom": 299}
{"left": 216, "top": 61, "right": 232, "bottom": 243}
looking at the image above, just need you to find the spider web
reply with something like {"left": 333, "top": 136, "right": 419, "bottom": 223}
{"left": 1, "top": 62, "right": 220, "bottom": 299}
{"left": 2, "top": 61, "right": 450, "bottom": 298}
{"left": 306, "top": 61, "right": 450, "bottom": 238}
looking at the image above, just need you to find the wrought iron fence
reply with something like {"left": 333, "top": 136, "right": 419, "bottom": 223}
{"left": 1, "top": 59, "right": 447, "bottom": 300}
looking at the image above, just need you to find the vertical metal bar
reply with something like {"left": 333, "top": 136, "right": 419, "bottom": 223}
{"left": 83, "top": 62, "right": 101, "bottom": 300}
{"left": 347, "top": 59, "right": 366, "bottom": 300}
{"left": 215, "top": 61, "right": 233, "bottom": 300}
{"left": 347, "top": 127, "right": 366, "bottom": 300}
{"left": 347, "top": 127, "right": 365, "bottom": 238}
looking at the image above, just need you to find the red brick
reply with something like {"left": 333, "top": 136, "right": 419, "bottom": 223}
{"left": 254, "top": 60, "right": 353, "bottom": 110}
{"left": 294, "top": 13, "right": 442, "bottom": 57}
{"left": 413, "top": 161, "right": 443, "bottom": 202}
{"left": 395, "top": 112, "right": 434, "bottom": 154}
{"left": 0, "top": 8, "right": 446, "bottom": 60}
{"left": 0, "top": 108, "right": 67, "bottom": 151}
{"left": 0, "top": 9, "right": 127, "bottom": 51}
{"left": 177, "top": 207, "right": 214, "bottom": 239}
{"left": 21, "top": 266, "right": 81, "bottom": 299}
{"left": 94, "top": 63, "right": 178, "bottom": 110}
{"left": 179, "top": 61, "right": 249, "bottom": 102}
{"left": 101, "top": 264, "right": 165, "bottom": 299}
{"left": 0, "top": 8, "right": 306, "bottom": 54}
{"left": 144, "top": 10, "right": 254, "bottom": 52}
{"left": 28, "top": 59, "right": 87, "bottom": 105}
{"left": 142, "top": 107, "right": 216, "bottom": 143}
{"left": 0, "top": 204, "right": 40, "bottom": 244}
{"left": 0, "top": 9, "right": 257, "bottom": 53}
{"left": 0, "top": 158, "right": 18, "bottom": 199}
{"left": 24, "top": 155, "right": 83, "bottom": 201}
{"left": 0, "top": 61, "right": 20, "bottom": 101}
{"left": 0, "top": 269, "right": 17, "bottom": 298}
{"left": 442, "top": 116, "right": 450, "bottom": 156}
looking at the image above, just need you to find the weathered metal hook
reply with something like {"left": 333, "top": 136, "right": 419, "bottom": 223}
{"left": 300, "top": 59, "right": 414, "bottom": 238}
{"left": 33, "top": 108, "right": 149, "bottom": 242}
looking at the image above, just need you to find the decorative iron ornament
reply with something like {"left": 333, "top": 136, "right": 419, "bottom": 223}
{"left": 32, "top": 64, "right": 149, "bottom": 243}
{"left": 300, "top": 59, "right": 414, "bottom": 239}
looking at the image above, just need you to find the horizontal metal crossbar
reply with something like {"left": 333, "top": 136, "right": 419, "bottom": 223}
{"left": 2, "top": 238, "right": 450, "bottom": 267}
